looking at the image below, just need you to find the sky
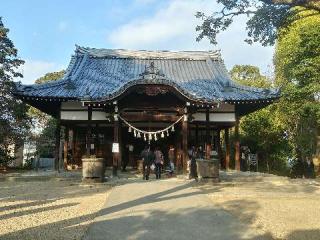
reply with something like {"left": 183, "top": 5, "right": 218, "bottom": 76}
{"left": 2, "top": 0, "right": 274, "bottom": 85}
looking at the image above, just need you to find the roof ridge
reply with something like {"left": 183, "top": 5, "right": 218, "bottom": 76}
{"left": 75, "top": 45, "right": 222, "bottom": 61}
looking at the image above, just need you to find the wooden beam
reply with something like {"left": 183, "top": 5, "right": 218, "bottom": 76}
{"left": 234, "top": 117, "right": 240, "bottom": 171}
{"left": 121, "top": 113, "right": 179, "bottom": 122}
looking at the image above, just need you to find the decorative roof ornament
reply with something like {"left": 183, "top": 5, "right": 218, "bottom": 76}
{"left": 139, "top": 61, "right": 165, "bottom": 80}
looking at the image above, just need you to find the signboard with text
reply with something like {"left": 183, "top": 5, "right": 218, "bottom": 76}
{"left": 112, "top": 143, "right": 119, "bottom": 153}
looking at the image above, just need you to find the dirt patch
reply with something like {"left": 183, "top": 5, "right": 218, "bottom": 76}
{"left": 0, "top": 180, "right": 110, "bottom": 240}
{"left": 201, "top": 174, "right": 320, "bottom": 240}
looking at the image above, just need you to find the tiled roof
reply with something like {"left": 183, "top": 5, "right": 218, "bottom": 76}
{"left": 15, "top": 46, "right": 280, "bottom": 103}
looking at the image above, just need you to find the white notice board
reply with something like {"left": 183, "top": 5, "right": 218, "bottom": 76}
{"left": 112, "top": 143, "right": 119, "bottom": 153}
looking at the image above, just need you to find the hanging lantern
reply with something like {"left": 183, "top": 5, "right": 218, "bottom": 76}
{"left": 166, "top": 130, "right": 169, "bottom": 136}
{"left": 149, "top": 133, "right": 152, "bottom": 140}
{"left": 161, "top": 132, "right": 164, "bottom": 138}
{"left": 128, "top": 126, "right": 132, "bottom": 133}
{"left": 171, "top": 125, "right": 175, "bottom": 132}
{"left": 134, "top": 130, "right": 137, "bottom": 137}
{"left": 154, "top": 134, "right": 158, "bottom": 141}
{"left": 137, "top": 132, "right": 141, "bottom": 138}
{"left": 144, "top": 134, "right": 147, "bottom": 141}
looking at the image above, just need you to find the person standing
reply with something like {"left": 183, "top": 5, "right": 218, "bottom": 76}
{"left": 141, "top": 145, "right": 154, "bottom": 180}
{"left": 197, "top": 146, "right": 204, "bottom": 159}
{"left": 154, "top": 147, "right": 164, "bottom": 179}
{"left": 188, "top": 146, "right": 198, "bottom": 180}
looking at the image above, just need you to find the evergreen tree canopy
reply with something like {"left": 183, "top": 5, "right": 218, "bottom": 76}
{"left": 230, "top": 65, "right": 289, "bottom": 174}
{"left": 230, "top": 65, "right": 272, "bottom": 88}
{"left": 274, "top": 9, "right": 320, "bottom": 162}
{"left": 0, "top": 17, "right": 30, "bottom": 165}
{"left": 28, "top": 70, "right": 64, "bottom": 158}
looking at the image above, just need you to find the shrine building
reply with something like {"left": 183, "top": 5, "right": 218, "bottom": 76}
{"left": 14, "top": 46, "right": 280, "bottom": 173}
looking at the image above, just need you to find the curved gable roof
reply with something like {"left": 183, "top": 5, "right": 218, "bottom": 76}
{"left": 15, "top": 46, "right": 280, "bottom": 103}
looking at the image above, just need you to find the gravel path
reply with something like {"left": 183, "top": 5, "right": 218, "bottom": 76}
{"left": 0, "top": 180, "right": 110, "bottom": 240}
{"left": 1, "top": 171, "right": 319, "bottom": 240}
{"left": 83, "top": 178, "right": 269, "bottom": 240}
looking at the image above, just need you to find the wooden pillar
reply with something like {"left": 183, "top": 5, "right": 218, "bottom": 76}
{"left": 235, "top": 117, "right": 240, "bottom": 171}
{"left": 95, "top": 124, "right": 99, "bottom": 156}
{"left": 205, "top": 108, "right": 211, "bottom": 159}
{"left": 182, "top": 108, "right": 188, "bottom": 173}
{"left": 86, "top": 106, "right": 92, "bottom": 156}
{"left": 225, "top": 128, "right": 230, "bottom": 170}
{"left": 54, "top": 110, "right": 61, "bottom": 172}
{"left": 70, "top": 128, "right": 75, "bottom": 166}
{"left": 63, "top": 126, "right": 69, "bottom": 169}
{"left": 216, "top": 129, "right": 223, "bottom": 168}
{"left": 112, "top": 103, "right": 120, "bottom": 176}
{"left": 59, "top": 127, "right": 64, "bottom": 171}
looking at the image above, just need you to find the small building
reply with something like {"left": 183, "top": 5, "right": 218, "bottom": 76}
{"left": 15, "top": 46, "right": 279, "bottom": 173}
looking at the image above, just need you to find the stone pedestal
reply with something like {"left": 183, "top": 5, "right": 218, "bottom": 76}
{"left": 196, "top": 158, "right": 219, "bottom": 181}
{"left": 82, "top": 157, "right": 105, "bottom": 182}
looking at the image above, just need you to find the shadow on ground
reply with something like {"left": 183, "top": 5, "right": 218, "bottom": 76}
{"left": 1, "top": 171, "right": 320, "bottom": 240}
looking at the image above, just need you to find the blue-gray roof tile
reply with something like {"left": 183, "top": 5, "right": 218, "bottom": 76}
{"left": 15, "top": 46, "right": 280, "bottom": 102}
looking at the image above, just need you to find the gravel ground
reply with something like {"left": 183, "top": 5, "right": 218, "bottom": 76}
{"left": 200, "top": 173, "right": 320, "bottom": 240}
{"left": 0, "top": 179, "right": 110, "bottom": 240}
{"left": 1, "top": 171, "right": 320, "bottom": 240}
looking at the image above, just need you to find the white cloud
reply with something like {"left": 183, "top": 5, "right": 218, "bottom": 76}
{"left": 108, "top": 0, "right": 215, "bottom": 49}
{"left": 18, "top": 60, "right": 63, "bottom": 85}
{"left": 107, "top": 0, "right": 274, "bottom": 73}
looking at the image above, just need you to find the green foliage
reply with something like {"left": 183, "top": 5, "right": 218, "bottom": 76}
{"left": 28, "top": 70, "right": 64, "bottom": 129}
{"left": 0, "top": 17, "right": 31, "bottom": 166}
{"left": 196, "top": 0, "right": 320, "bottom": 46}
{"left": 230, "top": 65, "right": 291, "bottom": 174}
{"left": 230, "top": 65, "right": 272, "bottom": 88}
{"left": 230, "top": 10, "right": 320, "bottom": 176}
{"left": 35, "top": 70, "right": 65, "bottom": 84}
{"left": 28, "top": 70, "right": 64, "bottom": 157}
{"left": 275, "top": 9, "right": 320, "bottom": 164}
{"left": 36, "top": 118, "right": 57, "bottom": 158}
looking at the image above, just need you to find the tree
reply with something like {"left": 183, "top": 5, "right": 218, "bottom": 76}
{"left": 196, "top": 0, "right": 320, "bottom": 46}
{"left": 29, "top": 70, "right": 65, "bottom": 129}
{"left": 0, "top": 17, "right": 30, "bottom": 166}
{"left": 35, "top": 70, "right": 65, "bottom": 84}
{"left": 229, "top": 65, "right": 272, "bottom": 88}
{"left": 274, "top": 10, "right": 320, "bottom": 172}
{"left": 28, "top": 70, "right": 64, "bottom": 157}
{"left": 230, "top": 65, "right": 290, "bottom": 174}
